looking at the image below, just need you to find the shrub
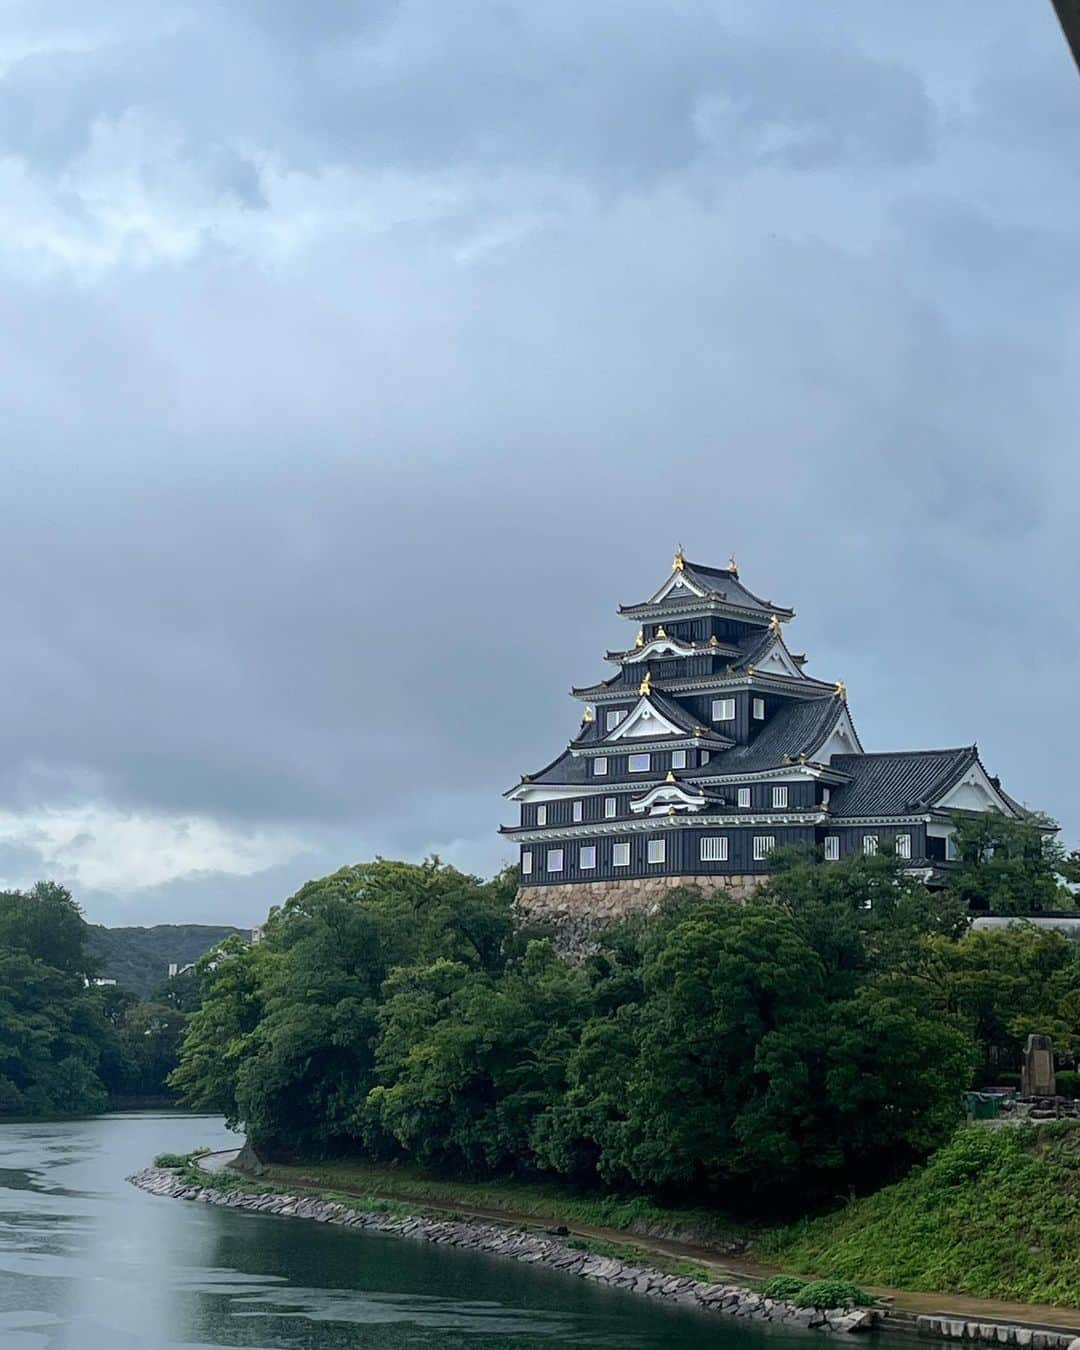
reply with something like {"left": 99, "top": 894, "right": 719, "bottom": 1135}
{"left": 795, "top": 1278, "right": 872, "bottom": 1309}
{"left": 759, "top": 1275, "right": 809, "bottom": 1301}
{"left": 1056, "top": 1070, "right": 1080, "bottom": 1099}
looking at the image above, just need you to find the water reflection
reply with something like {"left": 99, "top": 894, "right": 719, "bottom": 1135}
{"left": 0, "top": 1113, "right": 815, "bottom": 1348}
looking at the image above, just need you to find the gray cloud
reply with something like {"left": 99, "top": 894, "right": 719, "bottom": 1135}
{"left": 0, "top": 0, "right": 1076, "bottom": 924}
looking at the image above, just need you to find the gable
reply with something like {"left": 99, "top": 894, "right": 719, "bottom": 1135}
{"left": 752, "top": 638, "right": 804, "bottom": 679}
{"left": 812, "top": 706, "right": 863, "bottom": 763}
{"left": 630, "top": 784, "right": 706, "bottom": 816}
{"left": 648, "top": 570, "right": 707, "bottom": 604}
{"left": 933, "top": 760, "right": 1018, "bottom": 816}
{"left": 625, "top": 636, "right": 694, "bottom": 664}
{"left": 606, "top": 696, "right": 685, "bottom": 742}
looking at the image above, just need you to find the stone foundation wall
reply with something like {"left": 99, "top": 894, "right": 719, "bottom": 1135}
{"left": 516, "top": 875, "right": 764, "bottom": 954}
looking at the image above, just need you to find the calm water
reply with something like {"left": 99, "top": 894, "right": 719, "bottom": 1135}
{"left": 0, "top": 1112, "right": 865, "bottom": 1349}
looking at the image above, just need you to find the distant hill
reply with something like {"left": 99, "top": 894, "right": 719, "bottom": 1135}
{"left": 87, "top": 923, "right": 246, "bottom": 997}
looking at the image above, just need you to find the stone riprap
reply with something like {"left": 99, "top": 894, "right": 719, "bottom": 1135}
{"left": 128, "top": 1166, "right": 877, "bottom": 1334}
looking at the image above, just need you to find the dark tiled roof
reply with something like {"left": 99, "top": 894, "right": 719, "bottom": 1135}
{"left": 619, "top": 560, "right": 793, "bottom": 618}
{"left": 696, "top": 696, "right": 846, "bottom": 776}
{"left": 521, "top": 749, "right": 596, "bottom": 787}
{"left": 827, "top": 748, "right": 977, "bottom": 817}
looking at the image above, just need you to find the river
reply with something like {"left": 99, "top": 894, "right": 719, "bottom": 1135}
{"left": 0, "top": 1111, "right": 880, "bottom": 1349}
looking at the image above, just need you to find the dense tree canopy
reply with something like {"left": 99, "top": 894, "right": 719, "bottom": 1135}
{"left": 170, "top": 846, "right": 1072, "bottom": 1206}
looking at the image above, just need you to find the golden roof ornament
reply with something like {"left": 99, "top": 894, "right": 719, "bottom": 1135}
{"left": 798, "top": 752, "right": 807, "bottom": 764}
{"left": 728, "top": 554, "right": 738, "bottom": 575}
{"left": 667, "top": 804, "right": 677, "bottom": 815}
{"left": 673, "top": 545, "right": 686, "bottom": 572}
{"left": 582, "top": 706, "right": 595, "bottom": 724}
{"left": 769, "top": 613, "right": 782, "bottom": 638}
{"left": 782, "top": 753, "right": 792, "bottom": 765}
{"left": 656, "top": 625, "right": 667, "bottom": 639}
{"left": 665, "top": 769, "right": 677, "bottom": 783}
{"left": 635, "top": 627, "right": 645, "bottom": 647}
{"left": 709, "top": 635, "right": 719, "bottom": 648}
{"left": 835, "top": 680, "right": 847, "bottom": 702}
{"left": 639, "top": 670, "right": 652, "bottom": 696}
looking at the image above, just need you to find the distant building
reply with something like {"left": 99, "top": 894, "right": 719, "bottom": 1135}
{"left": 167, "top": 961, "right": 196, "bottom": 979}
{"left": 503, "top": 552, "right": 1029, "bottom": 924}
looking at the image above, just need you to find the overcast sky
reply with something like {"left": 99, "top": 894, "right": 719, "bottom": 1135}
{"left": 0, "top": 1, "right": 1077, "bottom": 927}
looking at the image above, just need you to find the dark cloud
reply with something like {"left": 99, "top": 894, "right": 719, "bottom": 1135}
{"left": 0, "top": 0, "right": 1075, "bottom": 923}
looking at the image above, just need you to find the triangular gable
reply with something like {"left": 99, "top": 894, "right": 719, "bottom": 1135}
{"left": 750, "top": 637, "right": 805, "bottom": 680}
{"left": 648, "top": 570, "right": 707, "bottom": 604}
{"left": 811, "top": 705, "right": 863, "bottom": 763}
{"left": 932, "top": 759, "right": 1019, "bottom": 817}
{"left": 605, "top": 696, "right": 686, "bottom": 742}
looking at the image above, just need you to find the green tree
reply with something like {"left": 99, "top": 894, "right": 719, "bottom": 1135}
{"left": 944, "top": 813, "right": 1071, "bottom": 914}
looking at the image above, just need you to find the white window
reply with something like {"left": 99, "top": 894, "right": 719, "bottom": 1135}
{"left": 753, "top": 697, "right": 765, "bottom": 720}
{"left": 712, "top": 697, "right": 735, "bottom": 722}
{"left": 604, "top": 797, "right": 617, "bottom": 819}
{"left": 546, "top": 848, "right": 564, "bottom": 873}
{"left": 701, "top": 836, "right": 728, "bottom": 862}
{"left": 613, "top": 841, "right": 631, "bottom": 867}
{"left": 671, "top": 750, "right": 687, "bottom": 769}
{"left": 521, "top": 850, "right": 533, "bottom": 875}
{"left": 753, "top": 836, "right": 775, "bottom": 861}
{"left": 772, "top": 786, "right": 788, "bottom": 809}
{"left": 701, "top": 750, "right": 710, "bottom": 764}
{"left": 863, "top": 834, "right": 878, "bottom": 856}
{"left": 579, "top": 845, "right": 597, "bottom": 870}
{"left": 824, "top": 836, "right": 840, "bottom": 862}
{"left": 737, "top": 787, "right": 751, "bottom": 809}
{"left": 647, "top": 838, "right": 666, "bottom": 864}
{"left": 628, "top": 753, "right": 651, "bottom": 773}
{"left": 896, "top": 833, "right": 912, "bottom": 859}
{"left": 606, "top": 709, "right": 626, "bottom": 731}
{"left": 593, "top": 757, "right": 608, "bottom": 777}
{"left": 572, "top": 800, "right": 583, "bottom": 823}
{"left": 536, "top": 804, "right": 547, "bottom": 826}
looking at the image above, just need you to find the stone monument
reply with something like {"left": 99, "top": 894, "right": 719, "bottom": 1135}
{"left": 1021, "top": 1033, "right": 1056, "bottom": 1097}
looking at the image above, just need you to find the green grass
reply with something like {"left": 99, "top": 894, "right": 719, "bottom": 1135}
{"left": 760, "top": 1122, "right": 1080, "bottom": 1307}
{"left": 247, "top": 1157, "right": 747, "bottom": 1248}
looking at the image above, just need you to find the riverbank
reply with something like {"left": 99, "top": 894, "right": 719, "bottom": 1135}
{"left": 129, "top": 1163, "right": 880, "bottom": 1335}
{"left": 200, "top": 1148, "right": 1080, "bottom": 1345}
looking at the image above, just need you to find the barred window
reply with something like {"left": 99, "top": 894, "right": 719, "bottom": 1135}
{"left": 671, "top": 750, "right": 687, "bottom": 769}
{"left": 712, "top": 697, "right": 735, "bottom": 721}
{"left": 824, "top": 836, "right": 840, "bottom": 862}
{"left": 521, "top": 851, "right": 533, "bottom": 875}
{"left": 863, "top": 834, "right": 878, "bottom": 856}
{"left": 546, "top": 848, "right": 564, "bottom": 872}
{"left": 772, "top": 786, "right": 788, "bottom": 809}
{"left": 593, "top": 757, "right": 608, "bottom": 777}
{"left": 572, "top": 800, "right": 583, "bottom": 823}
{"left": 737, "top": 787, "right": 751, "bottom": 808}
{"left": 753, "top": 697, "right": 765, "bottom": 720}
{"left": 701, "top": 836, "right": 728, "bottom": 862}
{"left": 613, "top": 842, "right": 631, "bottom": 867}
{"left": 647, "top": 838, "right": 666, "bottom": 864}
{"left": 896, "top": 833, "right": 911, "bottom": 859}
{"left": 536, "top": 804, "right": 547, "bottom": 826}
{"left": 606, "top": 709, "right": 626, "bottom": 731}
{"left": 604, "top": 797, "right": 617, "bottom": 819}
{"left": 579, "top": 845, "right": 597, "bottom": 870}
{"left": 753, "top": 836, "right": 775, "bottom": 862}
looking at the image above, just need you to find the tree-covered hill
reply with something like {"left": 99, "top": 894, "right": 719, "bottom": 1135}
{"left": 87, "top": 923, "right": 245, "bottom": 996}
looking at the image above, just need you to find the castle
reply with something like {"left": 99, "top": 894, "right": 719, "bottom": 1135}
{"left": 503, "top": 551, "right": 1024, "bottom": 927}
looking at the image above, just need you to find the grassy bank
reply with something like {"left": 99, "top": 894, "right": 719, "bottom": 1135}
{"left": 244, "top": 1156, "right": 749, "bottom": 1251}
{"left": 760, "top": 1123, "right": 1080, "bottom": 1307}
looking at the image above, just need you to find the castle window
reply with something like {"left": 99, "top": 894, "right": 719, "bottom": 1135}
{"left": 753, "top": 836, "right": 775, "bottom": 861}
{"left": 604, "top": 797, "right": 617, "bottom": 819}
{"left": 701, "top": 750, "right": 710, "bottom": 764}
{"left": 546, "top": 848, "right": 564, "bottom": 872}
{"left": 613, "top": 841, "right": 631, "bottom": 867}
{"left": 628, "top": 753, "right": 651, "bottom": 773}
{"left": 521, "top": 851, "right": 533, "bottom": 875}
{"left": 753, "top": 697, "right": 765, "bottom": 720}
{"left": 772, "top": 786, "right": 788, "bottom": 809}
{"left": 606, "top": 709, "right": 626, "bottom": 731}
{"left": 536, "top": 804, "right": 547, "bottom": 826}
{"left": 572, "top": 800, "right": 583, "bottom": 823}
{"left": 701, "top": 836, "right": 728, "bottom": 862}
{"left": 593, "top": 757, "right": 608, "bottom": 776}
{"left": 863, "top": 834, "right": 878, "bottom": 856}
{"left": 579, "top": 845, "right": 596, "bottom": 870}
{"left": 647, "top": 838, "right": 666, "bottom": 865}
{"left": 896, "top": 833, "right": 911, "bottom": 859}
{"left": 672, "top": 750, "right": 687, "bottom": 769}
{"left": 737, "top": 787, "right": 751, "bottom": 808}
{"left": 712, "top": 697, "right": 735, "bottom": 722}
{"left": 824, "top": 836, "right": 840, "bottom": 861}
